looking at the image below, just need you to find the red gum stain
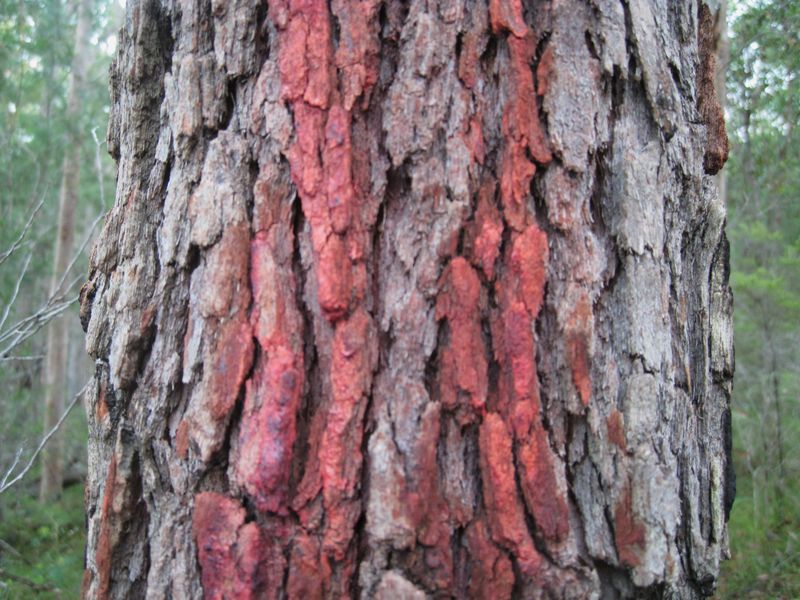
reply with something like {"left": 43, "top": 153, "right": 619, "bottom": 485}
{"left": 536, "top": 44, "right": 554, "bottom": 97}
{"left": 94, "top": 455, "right": 117, "bottom": 600}
{"left": 435, "top": 258, "right": 488, "bottom": 424}
{"left": 491, "top": 223, "right": 572, "bottom": 544}
{"left": 234, "top": 223, "right": 305, "bottom": 515}
{"left": 175, "top": 419, "right": 190, "bottom": 459}
{"left": 566, "top": 293, "right": 593, "bottom": 407}
{"left": 319, "top": 309, "right": 373, "bottom": 558}
{"left": 324, "top": 106, "right": 355, "bottom": 235}
{"left": 208, "top": 319, "right": 254, "bottom": 420}
{"left": 496, "top": 301, "right": 540, "bottom": 426}
{"left": 193, "top": 492, "right": 284, "bottom": 600}
{"left": 274, "top": 1, "right": 379, "bottom": 324}
{"left": 292, "top": 403, "right": 325, "bottom": 529}
{"left": 332, "top": 0, "right": 382, "bottom": 110}
{"left": 457, "top": 31, "right": 482, "bottom": 89}
{"left": 287, "top": 533, "right": 323, "bottom": 600}
{"left": 607, "top": 410, "right": 627, "bottom": 451}
{"left": 614, "top": 485, "right": 646, "bottom": 568}
{"left": 464, "top": 114, "right": 486, "bottom": 165}
{"left": 509, "top": 225, "right": 548, "bottom": 316}
{"left": 506, "top": 36, "right": 551, "bottom": 165}
{"left": 234, "top": 350, "right": 302, "bottom": 515}
{"left": 517, "top": 431, "right": 570, "bottom": 543}
{"left": 479, "top": 413, "right": 542, "bottom": 576}
{"left": 568, "top": 331, "right": 591, "bottom": 406}
{"left": 468, "top": 181, "right": 503, "bottom": 280}
{"left": 465, "top": 518, "right": 515, "bottom": 600}
{"left": 499, "top": 35, "right": 552, "bottom": 231}
{"left": 193, "top": 492, "right": 244, "bottom": 599}
{"left": 499, "top": 140, "right": 537, "bottom": 231}
{"left": 96, "top": 382, "right": 109, "bottom": 422}
{"left": 489, "top": 0, "right": 528, "bottom": 37}
{"left": 412, "top": 406, "right": 454, "bottom": 591}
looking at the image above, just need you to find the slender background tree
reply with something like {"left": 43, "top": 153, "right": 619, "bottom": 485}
{"left": 40, "top": 0, "right": 93, "bottom": 501}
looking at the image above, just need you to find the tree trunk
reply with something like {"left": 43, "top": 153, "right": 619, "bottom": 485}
{"left": 39, "top": 0, "right": 92, "bottom": 501}
{"left": 79, "top": 0, "right": 733, "bottom": 597}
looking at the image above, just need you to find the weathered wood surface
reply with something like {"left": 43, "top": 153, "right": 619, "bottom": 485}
{"left": 80, "top": 0, "right": 733, "bottom": 597}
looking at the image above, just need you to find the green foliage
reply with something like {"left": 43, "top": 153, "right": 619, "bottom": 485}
{"left": 0, "top": 484, "right": 85, "bottom": 598}
{"left": 720, "top": 0, "right": 800, "bottom": 596}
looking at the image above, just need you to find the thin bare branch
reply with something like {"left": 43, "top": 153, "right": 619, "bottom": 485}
{"left": 0, "top": 252, "right": 33, "bottom": 332}
{"left": 0, "top": 196, "right": 46, "bottom": 269}
{"left": 0, "top": 381, "right": 88, "bottom": 496}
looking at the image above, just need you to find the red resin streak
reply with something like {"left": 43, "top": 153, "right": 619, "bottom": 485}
{"left": 479, "top": 414, "right": 543, "bottom": 576}
{"left": 319, "top": 308, "right": 373, "bottom": 559}
{"left": 192, "top": 492, "right": 284, "bottom": 600}
{"left": 233, "top": 225, "right": 304, "bottom": 515}
{"left": 464, "top": 517, "right": 515, "bottom": 599}
{"left": 435, "top": 257, "right": 488, "bottom": 424}
{"left": 268, "top": 0, "right": 381, "bottom": 592}
{"left": 614, "top": 485, "right": 646, "bottom": 568}
{"left": 489, "top": 226, "right": 571, "bottom": 544}
{"left": 497, "top": 27, "right": 552, "bottom": 232}
{"left": 94, "top": 455, "right": 117, "bottom": 600}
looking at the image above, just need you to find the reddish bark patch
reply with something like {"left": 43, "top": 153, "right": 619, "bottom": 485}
{"left": 193, "top": 492, "right": 282, "bottom": 600}
{"left": 489, "top": 0, "right": 528, "bottom": 37}
{"left": 464, "top": 114, "right": 486, "bottom": 166}
{"left": 94, "top": 455, "right": 117, "bottom": 600}
{"left": 468, "top": 181, "right": 503, "bottom": 280}
{"left": 566, "top": 292, "right": 593, "bottom": 407}
{"left": 407, "top": 404, "right": 453, "bottom": 593}
{"left": 458, "top": 31, "right": 482, "bottom": 89}
{"left": 479, "top": 413, "right": 542, "bottom": 576}
{"left": 535, "top": 43, "right": 554, "bottom": 97}
{"left": 490, "top": 222, "right": 573, "bottom": 546}
{"left": 568, "top": 331, "right": 592, "bottom": 406}
{"left": 493, "top": 301, "right": 539, "bottom": 426}
{"left": 517, "top": 430, "right": 570, "bottom": 543}
{"left": 435, "top": 258, "right": 488, "bottom": 424}
{"left": 614, "top": 485, "right": 647, "bottom": 568}
{"left": 287, "top": 533, "right": 323, "bottom": 600}
{"left": 193, "top": 492, "right": 244, "bottom": 599}
{"left": 320, "top": 309, "right": 375, "bottom": 559}
{"left": 607, "top": 410, "right": 627, "bottom": 451}
{"left": 464, "top": 517, "right": 515, "bottom": 600}
{"left": 508, "top": 225, "right": 548, "bottom": 316}
{"left": 497, "top": 32, "right": 551, "bottom": 230}
{"left": 332, "top": 0, "right": 382, "bottom": 110}
{"left": 207, "top": 319, "right": 255, "bottom": 420}
{"left": 175, "top": 419, "right": 190, "bottom": 459}
{"left": 96, "top": 381, "right": 109, "bottom": 422}
{"left": 234, "top": 350, "right": 302, "bottom": 514}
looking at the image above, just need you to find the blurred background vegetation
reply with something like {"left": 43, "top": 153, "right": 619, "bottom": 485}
{"left": 0, "top": 0, "right": 796, "bottom": 597}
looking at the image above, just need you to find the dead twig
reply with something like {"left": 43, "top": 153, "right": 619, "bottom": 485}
{"left": 0, "top": 381, "right": 88, "bottom": 496}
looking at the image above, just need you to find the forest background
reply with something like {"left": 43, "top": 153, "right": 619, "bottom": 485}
{"left": 0, "top": 0, "right": 796, "bottom": 597}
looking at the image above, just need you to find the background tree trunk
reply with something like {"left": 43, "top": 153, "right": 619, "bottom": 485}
{"left": 39, "top": 0, "right": 92, "bottom": 501}
{"left": 79, "top": 0, "right": 733, "bottom": 597}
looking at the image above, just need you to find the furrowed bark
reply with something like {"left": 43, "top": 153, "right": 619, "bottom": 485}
{"left": 81, "top": 0, "right": 733, "bottom": 598}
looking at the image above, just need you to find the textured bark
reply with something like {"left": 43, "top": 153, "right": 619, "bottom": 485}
{"left": 80, "top": 0, "right": 733, "bottom": 598}
{"left": 40, "top": 0, "right": 92, "bottom": 500}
